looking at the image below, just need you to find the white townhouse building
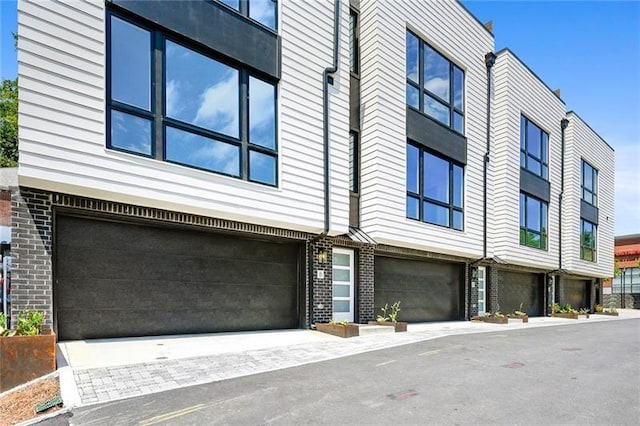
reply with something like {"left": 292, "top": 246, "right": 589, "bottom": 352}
{"left": 10, "top": 0, "right": 613, "bottom": 340}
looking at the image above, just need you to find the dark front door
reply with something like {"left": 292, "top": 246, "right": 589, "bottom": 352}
{"left": 55, "top": 214, "right": 300, "bottom": 340}
{"left": 498, "top": 271, "right": 544, "bottom": 316}
{"left": 374, "top": 256, "right": 463, "bottom": 322}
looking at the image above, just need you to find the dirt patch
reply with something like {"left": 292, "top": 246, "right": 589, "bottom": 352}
{"left": 0, "top": 376, "right": 61, "bottom": 425}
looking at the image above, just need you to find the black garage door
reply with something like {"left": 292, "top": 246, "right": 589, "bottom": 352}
{"left": 498, "top": 271, "right": 544, "bottom": 316}
{"left": 374, "top": 257, "right": 463, "bottom": 322}
{"left": 562, "top": 279, "right": 590, "bottom": 309}
{"left": 55, "top": 215, "right": 301, "bottom": 340}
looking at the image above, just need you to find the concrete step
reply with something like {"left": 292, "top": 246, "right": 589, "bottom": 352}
{"left": 357, "top": 325, "right": 395, "bottom": 336}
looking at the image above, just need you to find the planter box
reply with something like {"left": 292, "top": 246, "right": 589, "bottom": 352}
{"left": 551, "top": 312, "right": 579, "bottom": 319}
{"left": 471, "top": 316, "right": 508, "bottom": 324}
{"left": 314, "top": 323, "right": 359, "bottom": 338}
{"left": 508, "top": 315, "right": 529, "bottom": 323}
{"left": 593, "top": 311, "right": 619, "bottom": 317}
{"left": 578, "top": 313, "right": 590, "bottom": 319}
{"left": 0, "top": 329, "right": 57, "bottom": 392}
{"left": 367, "top": 321, "right": 408, "bottom": 332}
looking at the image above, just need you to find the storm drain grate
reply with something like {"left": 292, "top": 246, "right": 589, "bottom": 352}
{"left": 387, "top": 390, "right": 418, "bottom": 400}
{"left": 502, "top": 362, "right": 525, "bottom": 369}
{"left": 34, "top": 395, "right": 63, "bottom": 414}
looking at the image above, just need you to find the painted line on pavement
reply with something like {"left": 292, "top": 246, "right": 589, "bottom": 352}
{"left": 376, "top": 360, "right": 396, "bottom": 367}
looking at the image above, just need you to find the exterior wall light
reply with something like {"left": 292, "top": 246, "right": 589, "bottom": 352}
{"left": 317, "top": 249, "right": 328, "bottom": 263}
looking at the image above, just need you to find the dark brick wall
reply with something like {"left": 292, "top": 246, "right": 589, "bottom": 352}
{"left": 358, "top": 245, "right": 374, "bottom": 322}
{"left": 469, "top": 266, "right": 479, "bottom": 318}
{"left": 309, "top": 237, "right": 333, "bottom": 324}
{"left": 10, "top": 187, "right": 53, "bottom": 328}
{"left": 488, "top": 266, "right": 500, "bottom": 313}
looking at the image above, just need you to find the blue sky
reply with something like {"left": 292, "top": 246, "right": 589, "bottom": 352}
{"left": 1, "top": 0, "right": 638, "bottom": 234}
{"left": 462, "top": 0, "right": 640, "bottom": 236}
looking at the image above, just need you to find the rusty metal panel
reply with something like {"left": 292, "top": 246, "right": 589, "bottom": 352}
{"left": 0, "top": 329, "right": 57, "bottom": 392}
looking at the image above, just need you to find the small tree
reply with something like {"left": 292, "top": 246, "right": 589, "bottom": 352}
{"left": 0, "top": 33, "right": 18, "bottom": 167}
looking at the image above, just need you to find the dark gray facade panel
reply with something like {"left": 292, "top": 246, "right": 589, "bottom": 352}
{"left": 110, "top": 0, "right": 280, "bottom": 79}
{"left": 349, "top": 193, "right": 359, "bottom": 227}
{"left": 519, "top": 169, "right": 551, "bottom": 202}
{"left": 498, "top": 271, "right": 544, "bottom": 316}
{"left": 406, "top": 107, "right": 467, "bottom": 164}
{"left": 561, "top": 278, "right": 590, "bottom": 309}
{"left": 55, "top": 215, "right": 300, "bottom": 340}
{"left": 350, "top": 75, "right": 360, "bottom": 130}
{"left": 580, "top": 200, "right": 599, "bottom": 225}
{"left": 374, "top": 256, "right": 463, "bottom": 322}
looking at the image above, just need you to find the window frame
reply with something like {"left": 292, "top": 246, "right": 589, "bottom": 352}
{"left": 405, "top": 30, "right": 465, "bottom": 134}
{"left": 581, "top": 159, "right": 598, "bottom": 207}
{"left": 349, "top": 8, "right": 359, "bottom": 75}
{"left": 520, "top": 115, "right": 549, "bottom": 180}
{"left": 580, "top": 219, "right": 597, "bottom": 262}
{"left": 217, "top": 0, "right": 278, "bottom": 32}
{"left": 519, "top": 192, "right": 548, "bottom": 250}
{"left": 106, "top": 10, "right": 279, "bottom": 187}
{"left": 406, "top": 142, "right": 464, "bottom": 231}
{"left": 349, "top": 131, "right": 359, "bottom": 193}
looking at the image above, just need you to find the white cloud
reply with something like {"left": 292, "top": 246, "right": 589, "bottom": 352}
{"left": 194, "top": 71, "right": 239, "bottom": 138}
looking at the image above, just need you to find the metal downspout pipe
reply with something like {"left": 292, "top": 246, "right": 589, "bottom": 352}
{"left": 483, "top": 52, "right": 496, "bottom": 259}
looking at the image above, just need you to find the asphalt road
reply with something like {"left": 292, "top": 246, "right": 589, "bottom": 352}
{"left": 45, "top": 319, "right": 640, "bottom": 425}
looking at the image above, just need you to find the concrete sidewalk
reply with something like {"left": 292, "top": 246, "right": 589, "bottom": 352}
{"left": 56, "top": 310, "right": 640, "bottom": 408}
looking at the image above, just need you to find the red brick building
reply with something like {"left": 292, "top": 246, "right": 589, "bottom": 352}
{"left": 603, "top": 234, "right": 640, "bottom": 308}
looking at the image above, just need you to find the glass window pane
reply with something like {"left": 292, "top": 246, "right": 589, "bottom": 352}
{"left": 541, "top": 132, "right": 548, "bottom": 164}
{"left": 541, "top": 201, "right": 548, "bottom": 233}
{"left": 333, "top": 284, "right": 350, "bottom": 297}
{"left": 583, "top": 162, "right": 593, "bottom": 191}
{"left": 406, "top": 85, "right": 419, "bottom": 109}
{"left": 166, "top": 126, "right": 240, "bottom": 176}
{"left": 333, "top": 300, "right": 350, "bottom": 313}
{"left": 220, "top": 0, "right": 239, "bottom": 10}
{"left": 333, "top": 269, "right": 350, "bottom": 282}
{"left": 593, "top": 169, "right": 598, "bottom": 196}
{"left": 453, "top": 210, "right": 463, "bottom": 230}
{"left": 333, "top": 253, "right": 350, "bottom": 267}
{"left": 520, "top": 151, "right": 526, "bottom": 169}
{"left": 519, "top": 228, "right": 526, "bottom": 245}
{"left": 528, "top": 157, "right": 541, "bottom": 176}
{"left": 406, "top": 144, "right": 419, "bottom": 193}
{"left": 528, "top": 231, "right": 541, "bottom": 248}
{"left": 424, "top": 95, "right": 450, "bottom": 126}
{"left": 349, "top": 12, "right": 358, "bottom": 73}
{"left": 424, "top": 152, "right": 449, "bottom": 203}
{"left": 406, "top": 32, "right": 419, "bottom": 83}
{"left": 453, "top": 112, "right": 464, "bottom": 133}
{"left": 349, "top": 132, "right": 358, "bottom": 192}
{"left": 520, "top": 116, "right": 526, "bottom": 150}
{"left": 249, "top": 150, "right": 276, "bottom": 185}
{"left": 110, "top": 110, "right": 152, "bottom": 155}
{"left": 423, "top": 44, "right": 450, "bottom": 102}
{"left": 527, "top": 121, "right": 541, "bottom": 159}
{"left": 424, "top": 202, "right": 449, "bottom": 227}
{"left": 110, "top": 16, "right": 151, "bottom": 110}
{"left": 407, "top": 196, "right": 419, "bottom": 219}
{"left": 249, "top": 0, "right": 276, "bottom": 30}
{"left": 453, "top": 165, "right": 463, "bottom": 208}
{"left": 526, "top": 196, "right": 541, "bottom": 232}
{"left": 453, "top": 66, "right": 464, "bottom": 110}
{"left": 542, "top": 164, "right": 548, "bottom": 180}
{"left": 249, "top": 76, "right": 276, "bottom": 149}
{"left": 519, "top": 193, "right": 525, "bottom": 227}
{"left": 541, "top": 232, "right": 547, "bottom": 250}
{"left": 166, "top": 40, "right": 239, "bottom": 138}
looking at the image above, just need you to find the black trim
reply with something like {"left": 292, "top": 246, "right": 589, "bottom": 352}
{"left": 581, "top": 159, "right": 598, "bottom": 207}
{"left": 483, "top": 52, "right": 496, "bottom": 259}
{"left": 579, "top": 219, "right": 597, "bottom": 262}
{"left": 519, "top": 192, "right": 548, "bottom": 251}
{"left": 580, "top": 199, "right": 599, "bottom": 225}
{"left": 520, "top": 168, "right": 551, "bottom": 203}
{"left": 559, "top": 118, "right": 568, "bottom": 270}
{"left": 406, "top": 107, "right": 467, "bottom": 164}
{"left": 520, "top": 115, "right": 549, "bottom": 180}
{"left": 109, "top": 0, "right": 280, "bottom": 79}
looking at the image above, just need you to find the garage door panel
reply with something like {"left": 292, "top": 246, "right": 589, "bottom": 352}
{"left": 375, "top": 257, "right": 462, "bottom": 322}
{"left": 563, "top": 279, "right": 589, "bottom": 309}
{"left": 56, "top": 215, "right": 300, "bottom": 340}
{"left": 498, "top": 271, "right": 543, "bottom": 316}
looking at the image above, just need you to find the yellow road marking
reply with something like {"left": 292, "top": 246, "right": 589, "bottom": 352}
{"left": 139, "top": 404, "right": 206, "bottom": 426}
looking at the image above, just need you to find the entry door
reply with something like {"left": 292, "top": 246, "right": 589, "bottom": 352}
{"left": 477, "top": 266, "right": 486, "bottom": 316}
{"left": 332, "top": 248, "right": 354, "bottom": 323}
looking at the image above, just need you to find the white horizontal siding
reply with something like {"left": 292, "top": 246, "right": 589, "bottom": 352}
{"left": 359, "top": 0, "right": 494, "bottom": 258}
{"left": 564, "top": 112, "right": 614, "bottom": 278}
{"left": 492, "top": 50, "right": 566, "bottom": 270}
{"left": 18, "top": 0, "right": 350, "bottom": 234}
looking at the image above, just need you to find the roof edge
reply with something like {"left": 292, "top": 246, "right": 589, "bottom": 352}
{"left": 455, "top": 0, "right": 495, "bottom": 39}
{"left": 566, "top": 111, "right": 615, "bottom": 152}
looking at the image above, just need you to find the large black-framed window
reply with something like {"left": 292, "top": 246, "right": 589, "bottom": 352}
{"left": 349, "top": 131, "right": 359, "bottom": 193}
{"left": 406, "top": 143, "right": 464, "bottom": 230}
{"left": 520, "top": 115, "right": 548, "bottom": 180}
{"left": 519, "top": 192, "right": 548, "bottom": 250}
{"left": 107, "top": 12, "right": 278, "bottom": 186}
{"left": 349, "top": 8, "right": 359, "bottom": 75}
{"left": 581, "top": 160, "right": 598, "bottom": 206}
{"left": 580, "top": 219, "right": 596, "bottom": 262}
{"left": 406, "top": 30, "right": 464, "bottom": 134}
{"left": 218, "top": 0, "right": 277, "bottom": 31}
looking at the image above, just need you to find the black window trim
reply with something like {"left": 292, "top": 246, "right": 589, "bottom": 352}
{"left": 106, "top": 9, "right": 279, "bottom": 187}
{"left": 406, "top": 142, "right": 464, "bottom": 231}
{"left": 520, "top": 114, "right": 549, "bottom": 180}
{"left": 406, "top": 29, "right": 465, "bottom": 135}
{"left": 581, "top": 159, "right": 598, "bottom": 207}
{"left": 349, "top": 130, "right": 359, "bottom": 194}
{"left": 580, "top": 218, "right": 597, "bottom": 262}
{"left": 214, "top": 0, "right": 279, "bottom": 33}
{"left": 519, "top": 191, "right": 548, "bottom": 251}
{"left": 349, "top": 7, "right": 359, "bottom": 77}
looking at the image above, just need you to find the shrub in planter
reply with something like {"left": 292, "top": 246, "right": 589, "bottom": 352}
{"left": 369, "top": 301, "right": 408, "bottom": 332}
{"left": 471, "top": 312, "right": 508, "bottom": 324}
{"left": 0, "top": 311, "right": 57, "bottom": 392}
{"left": 315, "top": 320, "right": 359, "bottom": 338}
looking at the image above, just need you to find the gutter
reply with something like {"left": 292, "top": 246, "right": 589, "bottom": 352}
{"left": 483, "top": 52, "right": 496, "bottom": 259}
{"left": 559, "top": 118, "right": 569, "bottom": 270}
{"left": 310, "top": 0, "right": 340, "bottom": 327}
